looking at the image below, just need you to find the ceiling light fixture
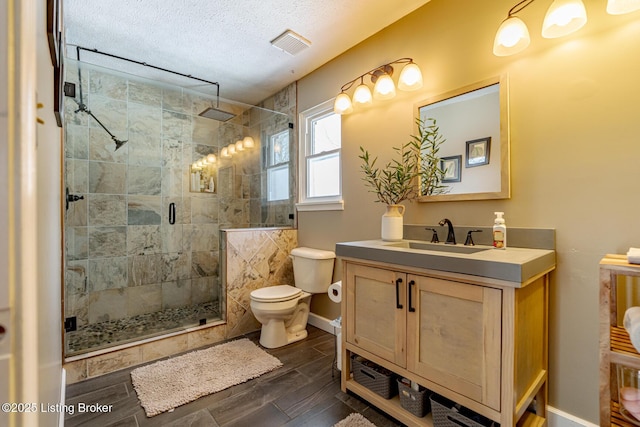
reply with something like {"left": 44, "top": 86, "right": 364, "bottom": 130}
{"left": 494, "top": 0, "right": 589, "bottom": 56}
{"left": 333, "top": 58, "right": 423, "bottom": 115}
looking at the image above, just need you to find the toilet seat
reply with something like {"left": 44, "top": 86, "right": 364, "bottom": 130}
{"left": 250, "top": 285, "right": 302, "bottom": 303}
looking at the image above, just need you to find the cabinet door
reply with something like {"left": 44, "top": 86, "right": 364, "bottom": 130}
{"left": 407, "top": 275, "right": 502, "bottom": 410}
{"left": 345, "top": 263, "right": 406, "bottom": 367}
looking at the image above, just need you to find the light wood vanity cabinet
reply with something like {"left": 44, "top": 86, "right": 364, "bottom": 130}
{"left": 341, "top": 258, "right": 551, "bottom": 427}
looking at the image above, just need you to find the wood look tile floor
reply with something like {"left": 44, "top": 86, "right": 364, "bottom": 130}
{"left": 64, "top": 326, "right": 404, "bottom": 427}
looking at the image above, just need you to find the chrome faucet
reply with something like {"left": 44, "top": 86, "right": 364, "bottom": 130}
{"left": 438, "top": 218, "right": 456, "bottom": 245}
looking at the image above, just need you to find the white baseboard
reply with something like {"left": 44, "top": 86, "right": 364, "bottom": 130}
{"left": 308, "top": 313, "right": 337, "bottom": 335}
{"left": 59, "top": 368, "right": 66, "bottom": 427}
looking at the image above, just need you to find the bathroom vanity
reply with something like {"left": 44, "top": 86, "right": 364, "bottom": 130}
{"left": 336, "top": 239, "right": 555, "bottom": 426}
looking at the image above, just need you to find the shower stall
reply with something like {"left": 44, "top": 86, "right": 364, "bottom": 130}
{"left": 63, "top": 58, "right": 295, "bottom": 356}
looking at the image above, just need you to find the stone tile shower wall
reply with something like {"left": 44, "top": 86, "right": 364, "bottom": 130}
{"left": 63, "top": 61, "right": 238, "bottom": 355}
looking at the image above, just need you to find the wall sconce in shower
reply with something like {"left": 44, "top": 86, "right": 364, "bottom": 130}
{"left": 333, "top": 58, "right": 423, "bottom": 115}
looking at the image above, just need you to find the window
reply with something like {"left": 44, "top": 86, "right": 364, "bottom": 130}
{"left": 266, "top": 129, "right": 290, "bottom": 202}
{"left": 297, "top": 99, "right": 343, "bottom": 211}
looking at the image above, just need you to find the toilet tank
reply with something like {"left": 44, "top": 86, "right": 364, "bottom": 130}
{"left": 290, "top": 247, "right": 336, "bottom": 294}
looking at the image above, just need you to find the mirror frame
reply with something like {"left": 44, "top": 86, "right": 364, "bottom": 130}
{"left": 416, "top": 75, "right": 510, "bottom": 202}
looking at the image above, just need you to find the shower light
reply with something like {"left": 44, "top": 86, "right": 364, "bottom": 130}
{"left": 243, "top": 136, "right": 255, "bottom": 148}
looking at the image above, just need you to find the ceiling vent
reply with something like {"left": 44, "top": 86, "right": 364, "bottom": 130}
{"left": 270, "top": 30, "right": 311, "bottom": 56}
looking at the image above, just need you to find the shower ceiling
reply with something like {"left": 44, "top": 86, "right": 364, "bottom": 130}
{"left": 63, "top": 0, "right": 431, "bottom": 105}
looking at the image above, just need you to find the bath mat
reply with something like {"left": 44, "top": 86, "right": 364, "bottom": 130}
{"left": 334, "top": 413, "right": 378, "bottom": 427}
{"left": 130, "top": 338, "right": 282, "bottom": 417}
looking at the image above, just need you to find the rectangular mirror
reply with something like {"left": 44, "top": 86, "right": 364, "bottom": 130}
{"left": 417, "top": 75, "right": 510, "bottom": 202}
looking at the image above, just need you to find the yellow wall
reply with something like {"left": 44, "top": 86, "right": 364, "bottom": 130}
{"left": 297, "top": 0, "right": 640, "bottom": 422}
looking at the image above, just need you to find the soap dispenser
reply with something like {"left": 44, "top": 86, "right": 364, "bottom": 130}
{"left": 493, "top": 212, "right": 507, "bottom": 249}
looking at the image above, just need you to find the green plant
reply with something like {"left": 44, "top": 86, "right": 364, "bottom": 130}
{"left": 358, "top": 118, "right": 447, "bottom": 205}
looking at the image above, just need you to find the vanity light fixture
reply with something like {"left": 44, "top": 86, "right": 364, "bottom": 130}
{"left": 333, "top": 58, "right": 423, "bottom": 115}
{"left": 494, "top": 0, "right": 588, "bottom": 56}
{"left": 542, "top": 0, "right": 587, "bottom": 38}
{"left": 206, "top": 154, "right": 217, "bottom": 164}
{"left": 235, "top": 140, "right": 245, "bottom": 152}
{"left": 227, "top": 144, "right": 236, "bottom": 155}
{"left": 607, "top": 0, "right": 640, "bottom": 14}
{"left": 221, "top": 147, "right": 230, "bottom": 158}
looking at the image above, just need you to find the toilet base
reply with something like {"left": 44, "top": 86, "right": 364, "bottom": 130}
{"left": 258, "top": 319, "right": 308, "bottom": 349}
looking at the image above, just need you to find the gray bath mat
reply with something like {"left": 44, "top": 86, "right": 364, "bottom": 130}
{"left": 130, "top": 338, "right": 282, "bottom": 417}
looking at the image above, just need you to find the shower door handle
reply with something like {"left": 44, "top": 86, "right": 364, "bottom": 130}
{"left": 169, "top": 203, "right": 176, "bottom": 225}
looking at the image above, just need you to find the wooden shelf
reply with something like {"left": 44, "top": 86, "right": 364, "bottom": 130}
{"left": 612, "top": 401, "right": 640, "bottom": 427}
{"left": 345, "top": 379, "right": 434, "bottom": 427}
{"left": 600, "top": 255, "right": 640, "bottom": 426}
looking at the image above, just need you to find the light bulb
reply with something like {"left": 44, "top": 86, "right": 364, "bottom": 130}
{"left": 191, "top": 162, "right": 198, "bottom": 170}
{"left": 196, "top": 159, "right": 204, "bottom": 167}
{"left": 333, "top": 92, "right": 353, "bottom": 114}
{"left": 221, "top": 147, "right": 230, "bottom": 158}
{"left": 227, "top": 144, "right": 236, "bottom": 155}
{"left": 542, "top": 0, "right": 587, "bottom": 38}
{"left": 206, "top": 154, "right": 216, "bottom": 163}
{"left": 353, "top": 83, "right": 373, "bottom": 106}
{"left": 493, "top": 16, "right": 531, "bottom": 56}
{"left": 398, "top": 63, "right": 423, "bottom": 91}
{"left": 373, "top": 74, "right": 396, "bottom": 100}
{"left": 235, "top": 140, "right": 244, "bottom": 151}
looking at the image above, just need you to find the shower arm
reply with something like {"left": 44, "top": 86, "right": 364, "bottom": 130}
{"left": 75, "top": 46, "right": 128, "bottom": 150}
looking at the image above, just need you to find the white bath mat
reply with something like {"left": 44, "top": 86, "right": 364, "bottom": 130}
{"left": 334, "top": 413, "right": 378, "bottom": 427}
{"left": 130, "top": 338, "right": 283, "bottom": 417}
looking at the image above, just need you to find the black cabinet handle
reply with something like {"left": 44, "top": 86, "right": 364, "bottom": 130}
{"left": 395, "top": 278, "right": 403, "bottom": 309}
{"left": 169, "top": 202, "right": 176, "bottom": 225}
{"left": 408, "top": 280, "right": 416, "bottom": 312}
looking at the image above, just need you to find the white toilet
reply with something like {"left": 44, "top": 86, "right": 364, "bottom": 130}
{"left": 250, "top": 247, "right": 336, "bottom": 349}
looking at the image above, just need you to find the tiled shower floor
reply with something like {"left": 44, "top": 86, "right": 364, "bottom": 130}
{"left": 66, "top": 301, "right": 221, "bottom": 355}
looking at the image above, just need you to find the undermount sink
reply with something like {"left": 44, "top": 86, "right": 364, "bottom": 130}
{"left": 385, "top": 241, "right": 490, "bottom": 254}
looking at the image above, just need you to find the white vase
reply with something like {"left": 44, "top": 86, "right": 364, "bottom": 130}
{"left": 381, "top": 204, "right": 405, "bottom": 241}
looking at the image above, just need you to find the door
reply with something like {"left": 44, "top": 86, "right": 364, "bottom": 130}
{"left": 407, "top": 275, "right": 502, "bottom": 410}
{"left": 345, "top": 263, "right": 406, "bottom": 367}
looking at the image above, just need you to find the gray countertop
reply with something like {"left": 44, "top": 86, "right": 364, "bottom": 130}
{"left": 335, "top": 239, "right": 556, "bottom": 284}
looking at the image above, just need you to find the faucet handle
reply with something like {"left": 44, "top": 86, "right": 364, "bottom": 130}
{"left": 464, "top": 230, "right": 483, "bottom": 246}
{"left": 425, "top": 228, "right": 439, "bottom": 243}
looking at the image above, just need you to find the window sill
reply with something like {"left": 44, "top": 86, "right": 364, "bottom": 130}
{"left": 296, "top": 200, "right": 344, "bottom": 212}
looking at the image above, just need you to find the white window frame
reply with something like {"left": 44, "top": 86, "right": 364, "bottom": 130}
{"left": 297, "top": 99, "right": 344, "bottom": 211}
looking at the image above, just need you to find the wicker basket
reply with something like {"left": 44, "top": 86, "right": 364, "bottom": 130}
{"left": 430, "top": 393, "right": 498, "bottom": 427}
{"left": 352, "top": 355, "right": 397, "bottom": 399}
{"left": 398, "top": 379, "right": 430, "bottom": 417}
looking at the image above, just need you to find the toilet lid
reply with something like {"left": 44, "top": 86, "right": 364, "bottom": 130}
{"left": 251, "top": 285, "right": 302, "bottom": 302}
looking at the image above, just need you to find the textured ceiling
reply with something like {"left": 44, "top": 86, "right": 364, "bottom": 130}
{"left": 63, "top": 0, "right": 431, "bottom": 105}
